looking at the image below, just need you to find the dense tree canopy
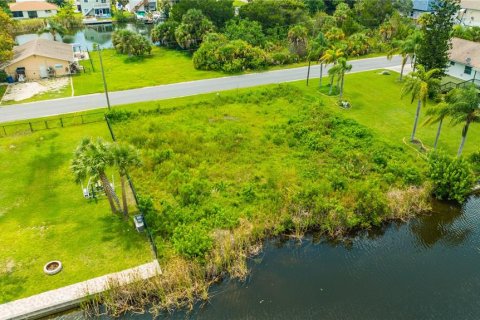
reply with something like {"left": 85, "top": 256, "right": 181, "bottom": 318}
{"left": 224, "top": 19, "right": 266, "bottom": 47}
{"left": 170, "top": 0, "right": 234, "bottom": 28}
{"left": 0, "top": 8, "right": 14, "bottom": 66}
{"left": 151, "top": 20, "right": 179, "bottom": 48}
{"left": 112, "top": 30, "right": 152, "bottom": 56}
{"left": 174, "top": 9, "right": 214, "bottom": 50}
{"left": 417, "top": 0, "right": 460, "bottom": 76}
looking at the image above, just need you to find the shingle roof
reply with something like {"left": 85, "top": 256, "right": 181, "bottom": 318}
{"left": 461, "top": 0, "right": 480, "bottom": 11}
{"left": 5, "top": 39, "right": 73, "bottom": 67}
{"left": 449, "top": 38, "right": 480, "bottom": 69}
{"left": 9, "top": 1, "right": 58, "bottom": 11}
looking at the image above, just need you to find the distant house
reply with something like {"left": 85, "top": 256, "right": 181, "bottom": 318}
{"left": 411, "top": 0, "right": 437, "bottom": 19}
{"left": 459, "top": 0, "right": 480, "bottom": 27}
{"left": 75, "top": 0, "right": 111, "bottom": 17}
{"left": 447, "top": 37, "right": 480, "bottom": 81}
{"left": 9, "top": 1, "right": 58, "bottom": 19}
{"left": 125, "top": 0, "right": 157, "bottom": 13}
{"left": 2, "top": 39, "right": 74, "bottom": 80}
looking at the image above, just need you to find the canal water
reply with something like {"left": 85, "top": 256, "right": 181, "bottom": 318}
{"left": 59, "top": 196, "right": 480, "bottom": 320}
{"left": 15, "top": 23, "right": 153, "bottom": 51}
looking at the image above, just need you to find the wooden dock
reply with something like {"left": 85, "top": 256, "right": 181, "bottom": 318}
{"left": 0, "top": 260, "right": 161, "bottom": 320}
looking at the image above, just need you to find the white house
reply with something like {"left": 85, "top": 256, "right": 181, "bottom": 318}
{"left": 75, "top": 0, "right": 111, "bottom": 17}
{"left": 125, "top": 0, "right": 157, "bottom": 13}
{"left": 458, "top": 0, "right": 480, "bottom": 27}
{"left": 9, "top": 1, "right": 58, "bottom": 19}
{"left": 447, "top": 37, "right": 480, "bottom": 81}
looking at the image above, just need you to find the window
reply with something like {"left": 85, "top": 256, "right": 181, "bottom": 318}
{"left": 12, "top": 11, "right": 23, "bottom": 17}
{"left": 54, "top": 64, "right": 63, "bottom": 69}
{"left": 465, "top": 66, "right": 472, "bottom": 75}
{"left": 27, "top": 11, "right": 38, "bottom": 18}
{"left": 45, "top": 10, "right": 51, "bottom": 13}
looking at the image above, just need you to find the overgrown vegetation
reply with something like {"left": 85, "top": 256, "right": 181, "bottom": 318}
{"left": 112, "top": 29, "right": 152, "bottom": 56}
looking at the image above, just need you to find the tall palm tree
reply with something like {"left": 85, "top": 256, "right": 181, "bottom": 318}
{"left": 37, "top": 19, "right": 66, "bottom": 41}
{"left": 335, "top": 57, "right": 352, "bottom": 99}
{"left": 387, "top": 32, "right": 421, "bottom": 81}
{"left": 112, "top": 143, "right": 141, "bottom": 217}
{"left": 307, "top": 32, "right": 328, "bottom": 87}
{"left": 321, "top": 47, "right": 344, "bottom": 94}
{"left": 71, "top": 137, "right": 121, "bottom": 214}
{"left": 424, "top": 91, "right": 453, "bottom": 150}
{"left": 447, "top": 85, "right": 480, "bottom": 156}
{"left": 401, "top": 65, "right": 440, "bottom": 142}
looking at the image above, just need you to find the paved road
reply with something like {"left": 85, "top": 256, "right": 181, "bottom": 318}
{"left": 0, "top": 56, "right": 401, "bottom": 122}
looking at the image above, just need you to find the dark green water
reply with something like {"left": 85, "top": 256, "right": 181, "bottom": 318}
{"left": 60, "top": 196, "right": 480, "bottom": 319}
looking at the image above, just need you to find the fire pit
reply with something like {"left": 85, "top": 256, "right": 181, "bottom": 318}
{"left": 44, "top": 261, "right": 62, "bottom": 275}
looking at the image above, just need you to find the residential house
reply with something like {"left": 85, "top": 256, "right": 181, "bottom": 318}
{"left": 9, "top": 1, "right": 58, "bottom": 19}
{"left": 2, "top": 39, "right": 74, "bottom": 80}
{"left": 411, "top": 0, "right": 439, "bottom": 19}
{"left": 459, "top": 0, "right": 480, "bottom": 27}
{"left": 447, "top": 37, "right": 480, "bottom": 81}
{"left": 75, "top": 0, "right": 111, "bottom": 17}
{"left": 125, "top": 0, "right": 157, "bottom": 13}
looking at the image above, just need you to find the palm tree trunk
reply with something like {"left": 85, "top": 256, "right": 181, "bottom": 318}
{"left": 434, "top": 117, "right": 443, "bottom": 150}
{"left": 319, "top": 63, "right": 323, "bottom": 88}
{"left": 411, "top": 99, "right": 422, "bottom": 142}
{"left": 400, "top": 59, "right": 406, "bottom": 81}
{"left": 339, "top": 72, "right": 345, "bottom": 99}
{"left": 121, "top": 175, "right": 129, "bottom": 217}
{"left": 457, "top": 121, "right": 470, "bottom": 157}
{"left": 100, "top": 172, "right": 121, "bottom": 213}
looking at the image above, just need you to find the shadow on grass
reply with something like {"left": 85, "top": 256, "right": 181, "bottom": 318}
{"left": 0, "top": 273, "right": 26, "bottom": 303}
{"left": 123, "top": 54, "right": 155, "bottom": 64}
{"left": 98, "top": 214, "right": 147, "bottom": 252}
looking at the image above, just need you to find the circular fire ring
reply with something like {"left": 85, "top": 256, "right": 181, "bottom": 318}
{"left": 44, "top": 261, "right": 62, "bottom": 275}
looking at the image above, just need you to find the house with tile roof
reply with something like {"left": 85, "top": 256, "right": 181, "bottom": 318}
{"left": 9, "top": 1, "right": 58, "bottom": 19}
{"left": 2, "top": 39, "right": 74, "bottom": 80}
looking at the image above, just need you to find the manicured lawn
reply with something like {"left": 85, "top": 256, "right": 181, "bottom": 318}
{"left": 73, "top": 47, "right": 226, "bottom": 96}
{"left": 0, "top": 122, "right": 151, "bottom": 303}
{"left": 338, "top": 70, "right": 479, "bottom": 155}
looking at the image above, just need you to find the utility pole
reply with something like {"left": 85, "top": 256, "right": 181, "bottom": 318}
{"left": 96, "top": 44, "right": 111, "bottom": 110}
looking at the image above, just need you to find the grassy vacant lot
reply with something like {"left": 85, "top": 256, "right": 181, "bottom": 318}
{"left": 73, "top": 47, "right": 225, "bottom": 96}
{"left": 0, "top": 122, "right": 151, "bottom": 303}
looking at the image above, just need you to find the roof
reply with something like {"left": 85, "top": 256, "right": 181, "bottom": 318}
{"left": 449, "top": 37, "right": 480, "bottom": 69}
{"left": 5, "top": 39, "right": 73, "bottom": 67}
{"left": 461, "top": 0, "right": 480, "bottom": 11}
{"left": 9, "top": 1, "right": 58, "bottom": 11}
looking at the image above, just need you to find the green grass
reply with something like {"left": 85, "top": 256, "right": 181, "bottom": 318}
{"left": 0, "top": 122, "right": 151, "bottom": 303}
{"left": 73, "top": 47, "right": 226, "bottom": 96}
{"left": 233, "top": 0, "right": 247, "bottom": 6}
{"left": 0, "top": 85, "right": 6, "bottom": 102}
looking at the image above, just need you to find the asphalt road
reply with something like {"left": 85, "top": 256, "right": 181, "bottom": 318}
{"left": 0, "top": 55, "right": 401, "bottom": 122}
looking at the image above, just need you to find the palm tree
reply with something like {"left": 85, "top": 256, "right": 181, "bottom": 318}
{"left": 112, "top": 143, "right": 141, "bottom": 217}
{"left": 37, "top": 19, "right": 66, "bottom": 41}
{"left": 447, "top": 85, "right": 480, "bottom": 156}
{"left": 401, "top": 65, "right": 440, "bottom": 142}
{"left": 306, "top": 33, "right": 328, "bottom": 87}
{"left": 387, "top": 32, "right": 421, "bottom": 81}
{"left": 335, "top": 57, "right": 352, "bottom": 99}
{"left": 71, "top": 137, "right": 121, "bottom": 214}
{"left": 424, "top": 92, "right": 453, "bottom": 150}
{"left": 321, "top": 47, "right": 344, "bottom": 94}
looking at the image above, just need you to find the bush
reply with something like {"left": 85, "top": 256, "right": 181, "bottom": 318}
{"left": 0, "top": 70, "right": 7, "bottom": 82}
{"left": 172, "top": 224, "right": 213, "bottom": 259}
{"left": 427, "top": 152, "right": 475, "bottom": 203}
{"left": 112, "top": 30, "right": 152, "bottom": 56}
{"left": 151, "top": 20, "right": 179, "bottom": 48}
{"left": 193, "top": 34, "right": 268, "bottom": 72}
{"left": 113, "top": 10, "right": 136, "bottom": 23}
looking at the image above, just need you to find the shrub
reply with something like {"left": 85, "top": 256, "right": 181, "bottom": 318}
{"left": 224, "top": 19, "right": 266, "bottom": 46}
{"left": 112, "top": 30, "right": 152, "bottom": 56}
{"left": 151, "top": 20, "right": 179, "bottom": 47}
{"left": 193, "top": 34, "right": 268, "bottom": 72}
{"left": 172, "top": 224, "right": 213, "bottom": 259}
{"left": 427, "top": 152, "right": 475, "bottom": 203}
{"left": 113, "top": 10, "right": 136, "bottom": 23}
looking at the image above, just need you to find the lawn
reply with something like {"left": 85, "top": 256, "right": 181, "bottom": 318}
{"left": 0, "top": 122, "right": 151, "bottom": 303}
{"left": 73, "top": 47, "right": 226, "bottom": 96}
